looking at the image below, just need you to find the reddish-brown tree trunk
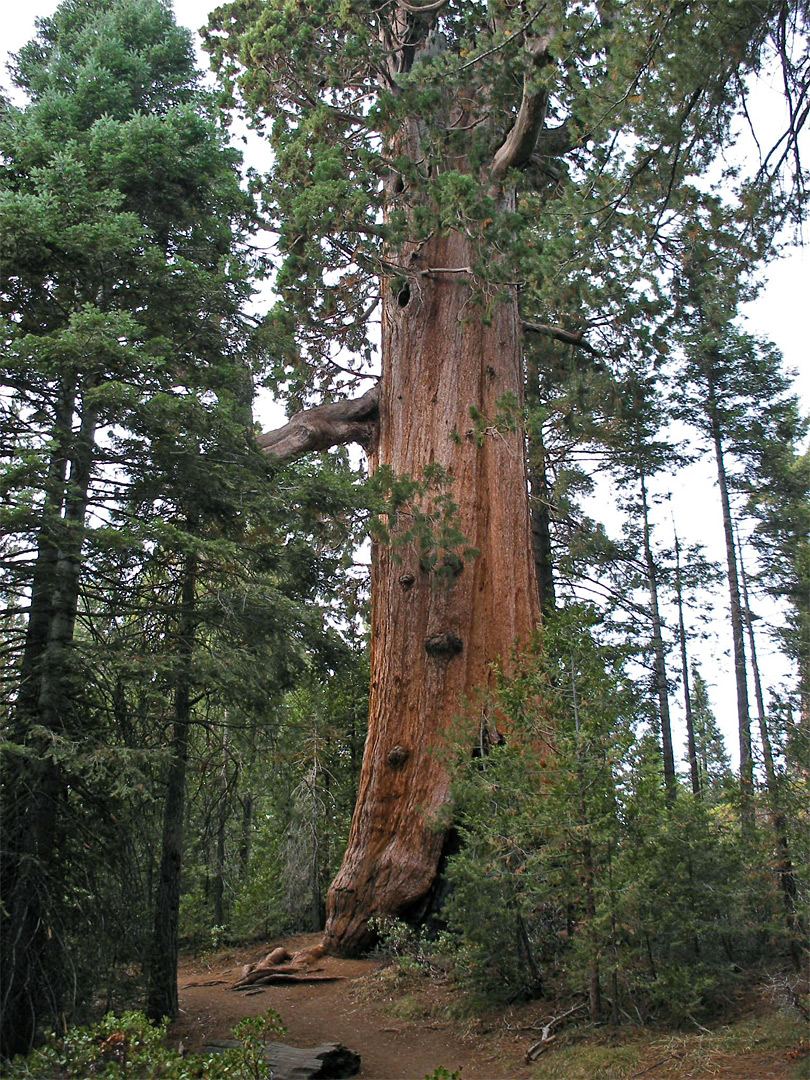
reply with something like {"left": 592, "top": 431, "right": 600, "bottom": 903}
{"left": 323, "top": 230, "right": 540, "bottom": 953}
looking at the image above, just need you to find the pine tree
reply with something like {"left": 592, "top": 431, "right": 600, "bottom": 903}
{"left": 689, "top": 665, "right": 732, "bottom": 798}
{"left": 672, "top": 209, "right": 805, "bottom": 822}
{"left": 0, "top": 0, "right": 259, "bottom": 1052}
{"left": 746, "top": 439, "right": 810, "bottom": 733}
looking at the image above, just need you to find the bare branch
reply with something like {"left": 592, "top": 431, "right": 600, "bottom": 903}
{"left": 523, "top": 320, "right": 603, "bottom": 357}
{"left": 257, "top": 386, "right": 380, "bottom": 462}
{"left": 490, "top": 32, "right": 555, "bottom": 182}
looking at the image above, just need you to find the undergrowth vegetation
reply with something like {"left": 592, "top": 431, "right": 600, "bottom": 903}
{"left": 364, "top": 608, "right": 808, "bottom": 1034}
{"left": 2, "top": 1010, "right": 286, "bottom": 1080}
{"left": 432, "top": 609, "right": 808, "bottom": 1024}
{"left": 366, "top": 923, "right": 808, "bottom": 1079}
{"left": 2, "top": 0, "right": 809, "bottom": 1063}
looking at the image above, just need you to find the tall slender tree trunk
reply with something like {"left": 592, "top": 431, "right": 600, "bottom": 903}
{"left": 526, "top": 357, "right": 556, "bottom": 615}
{"left": 14, "top": 379, "right": 75, "bottom": 725}
{"left": 240, "top": 792, "right": 254, "bottom": 874}
{"left": 324, "top": 228, "right": 541, "bottom": 953}
{"left": 0, "top": 388, "right": 98, "bottom": 1058}
{"left": 146, "top": 550, "right": 197, "bottom": 1020}
{"left": 674, "top": 528, "right": 700, "bottom": 795}
{"left": 736, "top": 534, "right": 801, "bottom": 958}
{"left": 213, "top": 725, "right": 229, "bottom": 931}
{"left": 572, "top": 655, "right": 601, "bottom": 1021}
{"left": 639, "top": 469, "right": 676, "bottom": 796}
{"left": 705, "top": 369, "right": 753, "bottom": 820}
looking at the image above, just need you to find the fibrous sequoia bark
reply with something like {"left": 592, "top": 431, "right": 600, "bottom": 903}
{"left": 326, "top": 232, "right": 540, "bottom": 952}
{"left": 262, "top": 231, "right": 540, "bottom": 953}
{"left": 251, "top": 1, "right": 563, "bottom": 956}
{"left": 213, "top": 0, "right": 810, "bottom": 952}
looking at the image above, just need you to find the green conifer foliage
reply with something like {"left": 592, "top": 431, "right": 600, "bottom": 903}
{"left": 443, "top": 611, "right": 780, "bottom": 1021}
{"left": 0, "top": 0, "right": 261, "bottom": 1053}
{"left": 689, "top": 665, "right": 733, "bottom": 798}
{"left": 206, "top": 0, "right": 808, "bottom": 951}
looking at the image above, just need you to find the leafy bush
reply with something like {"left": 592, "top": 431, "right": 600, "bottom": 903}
{"left": 5, "top": 1008, "right": 286, "bottom": 1079}
{"left": 441, "top": 608, "right": 786, "bottom": 1022}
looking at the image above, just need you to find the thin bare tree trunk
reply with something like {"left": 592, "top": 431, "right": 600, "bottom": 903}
{"left": 706, "top": 369, "right": 753, "bottom": 820}
{"left": 639, "top": 469, "right": 676, "bottom": 796}
{"left": 673, "top": 528, "right": 700, "bottom": 795}
{"left": 213, "top": 725, "right": 230, "bottom": 930}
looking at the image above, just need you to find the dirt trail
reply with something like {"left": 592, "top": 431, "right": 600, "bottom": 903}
{"left": 169, "top": 935, "right": 804, "bottom": 1080}
{"left": 171, "top": 934, "right": 530, "bottom": 1079}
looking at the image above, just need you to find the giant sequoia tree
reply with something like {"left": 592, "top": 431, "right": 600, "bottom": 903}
{"left": 206, "top": 0, "right": 808, "bottom": 954}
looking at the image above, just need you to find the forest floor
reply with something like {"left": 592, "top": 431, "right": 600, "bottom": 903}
{"left": 170, "top": 934, "right": 808, "bottom": 1080}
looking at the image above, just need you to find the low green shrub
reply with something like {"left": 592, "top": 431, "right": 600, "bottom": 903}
{"left": 4, "top": 1008, "right": 286, "bottom": 1079}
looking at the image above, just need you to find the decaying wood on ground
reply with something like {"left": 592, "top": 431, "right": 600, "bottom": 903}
{"left": 204, "top": 1039, "right": 361, "bottom": 1079}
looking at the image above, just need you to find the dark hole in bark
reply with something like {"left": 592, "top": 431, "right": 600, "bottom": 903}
{"left": 399, "top": 573, "right": 415, "bottom": 591}
{"left": 425, "top": 631, "right": 463, "bottom": 658}
{"left": 397, "top": 282, "right": 411, "bottom": 308}
{"left": 387, "top": 745, "right": 409, "bottom": 769}
{"left": 400, "top": 827, "right": 461, "bottom": 933}
{"left": 472, "top": 720, "right": 506, "bottom": 759}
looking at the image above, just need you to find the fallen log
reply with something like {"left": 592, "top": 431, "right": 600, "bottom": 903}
{"left": 203, "top": 1040, "right": 361, "bottom": 1079}
{"left": 232, "top": 972, "right": 346, "bottom": 989}
{"left": 233, "top": 963, "right": 310, "bottom": 987}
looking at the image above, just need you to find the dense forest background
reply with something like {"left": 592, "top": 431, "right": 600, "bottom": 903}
{"left": 1, "top": 0, "right": 808, "bottom": 1065}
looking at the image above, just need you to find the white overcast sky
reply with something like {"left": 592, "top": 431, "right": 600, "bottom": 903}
{"left": 2, "top": 0, "right": 808, "bottom": 764}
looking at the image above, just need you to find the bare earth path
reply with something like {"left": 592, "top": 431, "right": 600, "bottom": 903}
{"left": 168, "top": 935, "right": 806, "bottom": 1080}
{"left": 171, "top": 934, "right": 529, "bottom": 1079}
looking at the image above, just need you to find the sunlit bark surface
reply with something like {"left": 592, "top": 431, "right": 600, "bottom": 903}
{"left": 324, "top": 229, "right": 540, "bottom": 953}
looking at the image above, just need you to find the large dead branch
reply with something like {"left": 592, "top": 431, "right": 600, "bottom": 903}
{"left": 523, "top": 320, "right": 603, "bottom": 358}
{"left": 491, "top": 32, "right": 555, "bottom": 181}
{"left": 257, "top": 386, "right": 380, "bottom": 461}
{"left": 524, "top": 1001, "right": 589, "bottom": 1062}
